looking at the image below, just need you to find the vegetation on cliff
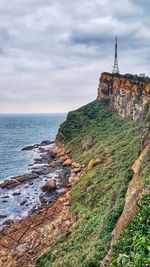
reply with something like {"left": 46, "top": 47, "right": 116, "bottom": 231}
{"left": 108, "top": 195, "right": 150, "bottom": 267}
{"left": 36, "top": 100, "right": 147, "bottom": 267}
{"left": 108, "top": 146, "right": 150, "bottom": 267}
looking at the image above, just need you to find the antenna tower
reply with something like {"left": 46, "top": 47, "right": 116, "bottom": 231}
{"left": 112, "top": 36, "right": 119, "bottom": 74}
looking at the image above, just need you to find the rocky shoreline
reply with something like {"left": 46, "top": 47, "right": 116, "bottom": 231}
{"left": 0, "top": 141, "right": 73, "bottom": 230}
{"left": 0, "top": 141, "right": 56, "bottom": 190}
{"left": 0, "top": 143, "right": 85, "bottom": 267}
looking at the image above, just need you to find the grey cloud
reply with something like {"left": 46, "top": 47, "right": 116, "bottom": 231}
{"left": 0, "top": 0, "right": 150, "bottom": 113}
{"left": 131, "top": 0, "right": 150, "bottom": 9}
{"left": 70, "top": 32, "right": 113, "bottom": 46}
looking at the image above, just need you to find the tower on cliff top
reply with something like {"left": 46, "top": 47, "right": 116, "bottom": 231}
{"left": 112, "top": 36, "right": 119, "bottom": 74}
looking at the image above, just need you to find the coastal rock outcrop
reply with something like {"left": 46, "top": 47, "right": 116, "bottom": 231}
{"left": 0, "top": 194, "right": 77, "bottom": 267}
{"left": 0, "top": 173, "right": 38, "bottom": 189}
{"left": 42, "top": 180, "right": 57, "bottom": 191}
{"left": 21, "top": 140, "right": 54, "bottom": 151}
{"left": 97, "top": 72, "right": 150, "bottom": 127}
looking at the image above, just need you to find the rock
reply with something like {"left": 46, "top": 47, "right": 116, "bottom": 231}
{"left": 39, "top": 147, "right": 47, "bottom": 153}
{"left": 70, "top": 172, "right": 77, "bottom": 178}
{"left": 21, "top": 144, "right": 39, "bottom": 151}
{"left": 20, "top": 200, "right": 27, "bottom": 206}
{"left": 82, "top": 137, "right": 96, "bottom": 149}
{"left": 22, "top": 140, "right": 54, "bottom": 151}
{"left": 72, "top": 162, "right": 82, "bottom": 168}
{"left": 57, "top": 148, "right": 64, "bottom": 154}
{"left": 60, "top": 151, "right": 65, "bottom": 157}
{"left": 68, "top": 176, "right": 75, "bottom": 184}
{"left": 87, "top": 158, "right": 98, "bottom": 169}
{"left": 60, "top": 155, "right": 69, "bottom": 161}
{"left": 40, "top": 140, "right": 54, "bottom": 146}
{"left": 49, "top": 153, "right": 56, "bottom": 160}
{"left": 69, "top": 175, "right": 80, "bottom": 184}
{"left": 0, "top": 258, "right": 6, "bottom": 264}
{"left": 16, "top": 243, "right": 28, "bottom": 255}
{"left": 63, "top": 159, "right": 72, "bottom": 166}
{"left": 59, "top": 156, "right": 65, "bottom": 162}
{"left": 0, "top": 248, "right": 9, "bottom": 257}
{"left": 34, "top": 158, "right": 45, "bottom": 164}
{"left": 87, "top": 157, "right": 103, "bottom": 169}
{"left": 40, "top": 198, "right": 47, "bottom": 204}
{"left": 32, "top": 168, "right": 50, "bottom": 175}
{"left": 3, "top": 219, "right": 13, "bottom": 226}
{"left": 0, "top": 179, "right": 19, "bottom": 189}
{"left": 28, "top": 182, "right": 33, "bottom": 185}
{"left": 71, "top": 167, "right": 81, "bottom": 174}
{"left": 14, "top": 174, "right": 29, "bottom": 183}
{"left": 48, "top": 162, "right": 55, "bottom": 168}
{"left": 12, "top": 192, "right": 20, "bottom": 196}
{"left": 42, "top": 180, "right": 57, "bottom": 192}
{"left": 0, "top": 173, "right": 39, "bottom": 190}
{"left": 0, "top": 215, "right": 7, "bottom": 219}
{"left": 97, "top": 73, "right": 150, "bottom": 126}
{"left": 28, "top": 173, "right": 38, "bottom": 179}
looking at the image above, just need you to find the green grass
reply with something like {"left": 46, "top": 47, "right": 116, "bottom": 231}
{"left": 108, "top": 195, "right": 150, "bottom": 267}
{"left": 139, "top": 148, "right": 150, "bottom": 188}
{"left": 36, "top": 100, "right": 142, "bottom": 267}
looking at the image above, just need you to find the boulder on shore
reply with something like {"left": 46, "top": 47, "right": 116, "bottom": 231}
{"left": 42, "top": 180, "right": 57, "bottom": 192}
{"left": 63, "top": 159, "right": 72, "bottom": 166}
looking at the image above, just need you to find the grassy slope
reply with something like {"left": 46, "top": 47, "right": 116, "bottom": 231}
{"left": 108, "top": 150, "right": 150, "bottom": 267}
{"left": 36, "top": 100, "right": 142, "bottom": 267}
{"left": 108, "top": 195, "right": 150, "bottom": 267}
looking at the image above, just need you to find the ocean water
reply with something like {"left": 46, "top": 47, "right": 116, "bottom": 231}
{"left": 0, "top": 113, "right": 66, "bottom": 181}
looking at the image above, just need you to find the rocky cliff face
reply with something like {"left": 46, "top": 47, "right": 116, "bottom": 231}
{"left": 97, "top": 72, "right": 150, "bottom": 266}
{"left": 97, "top": 72, "right": 150, "bottom": 128}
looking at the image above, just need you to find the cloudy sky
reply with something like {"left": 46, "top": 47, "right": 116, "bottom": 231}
{"left": 0, "top": 0, "right": 149, "bottom": 113}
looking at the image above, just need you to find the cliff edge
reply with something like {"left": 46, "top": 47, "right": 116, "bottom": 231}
{"left": 98, "top": 72, "right": 150, "bottom": 129}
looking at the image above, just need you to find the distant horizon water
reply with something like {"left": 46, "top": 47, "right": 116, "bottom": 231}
{"left": 0, "top": 112, "right": 67, "bottom": 115}
{"left": 0, "top": 113, "right": 67, "bottom": 180}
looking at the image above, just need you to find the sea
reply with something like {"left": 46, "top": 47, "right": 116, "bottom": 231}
{"left": 0, "top": 113, "right": 66, "bottom": 181}
{"left": 0, "top": 113, "right": 67, "bottom": 226}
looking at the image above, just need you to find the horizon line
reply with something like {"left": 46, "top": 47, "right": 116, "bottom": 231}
{"left": 0, "top": 112, "right": 67, "bottom": 115}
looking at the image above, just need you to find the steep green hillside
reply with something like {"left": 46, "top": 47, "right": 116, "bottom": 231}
{"left": 108, "top": 194, "right": 150, "bottom": 267}
{"left": 36, "top": 100, "right": 144, "bottom": 267}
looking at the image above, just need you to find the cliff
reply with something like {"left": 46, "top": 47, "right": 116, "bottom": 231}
{"left": 97, "top": 72, "right": 150, "bottom": 129}
{"left": 36, "top": 73, "right": 150, "bottom": 267}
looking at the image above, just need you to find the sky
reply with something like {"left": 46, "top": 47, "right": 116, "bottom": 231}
{"left": 0, "top": 0, "right": 150, "bottom": 113}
